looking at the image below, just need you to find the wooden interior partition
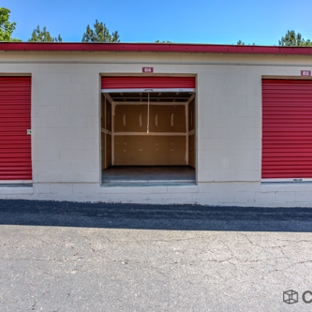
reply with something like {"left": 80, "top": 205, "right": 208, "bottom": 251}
{"left": 101, "top": 95, "right": 112, "bottom": 169}
{"left": 101, "top": 90, "right": 195, "bottom": 168}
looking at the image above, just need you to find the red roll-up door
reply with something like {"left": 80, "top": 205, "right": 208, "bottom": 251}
{"left": 0, "top": 76, "right": 32, "bottom": 180}
{"left": 101, "top": 76, "right": 195, "bottom": 89}
{"left": 262, "top": 79, "right": 312, "bottom": 179}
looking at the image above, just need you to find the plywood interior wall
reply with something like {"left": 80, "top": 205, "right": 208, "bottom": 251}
{"left": 114, "top": 104, "right": 186, "bottom": 133}
{"left": 101, "top": 95, "right": 112, "bottom": 170}
{"left": 149, "top": 105, "right": 186, "bottom": 133}
{"left": 102, "top": 93, "right": 196, "bottom": 168}
{"left": 101, "top": 132, "right": 105, "bottom": 169}
{"left": 114, "top": 136, "right": 186, "bottom": 166}
{"left": 114, "top": 103, "right": 187, "bottom": 166}
{"left": 105, "top": 133, "right": 112, "bottom": 168}
{"left": 188, "top": 98, "right": 195, "bottom": 168}
{"left": 188, "top": 99, "right": 195, "bottom": 132}
{"left": 114, "top": 105, "right": 147, "bottom": 132}
{"left": 188, "top": 134, "right": 195, "bottom": 168}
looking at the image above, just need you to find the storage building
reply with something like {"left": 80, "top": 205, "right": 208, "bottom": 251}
{"left": 1, "top": 42, "right": 312, "bottom": 207}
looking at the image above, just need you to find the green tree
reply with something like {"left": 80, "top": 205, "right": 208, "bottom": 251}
{"left": 155, "top": 40, "right": 172, "bottom": 43}
{"left": 82, "top": 20, "right": 120, "bottom": 42}
{"left": 28, "top": 26, "right": 62, "bottom": 42}
{"left": 236, "top": 40, "right": 255, "bottom": 46}
{"left": 0, "top": 7, "right": 21, "bottom": 41}
{"left": 279, "top": 30, "right": 312, "bottom": 46}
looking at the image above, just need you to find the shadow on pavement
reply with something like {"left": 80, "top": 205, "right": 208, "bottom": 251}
{"left": 0, "top": 199, "right": 312, "bottom": 232}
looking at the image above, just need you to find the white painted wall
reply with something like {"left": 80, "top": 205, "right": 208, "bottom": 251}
{"left": 1, "top": 50, "right": 312, "bottom": 207}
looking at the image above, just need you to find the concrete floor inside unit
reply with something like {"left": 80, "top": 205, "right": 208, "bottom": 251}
{"left": 102, "top": 166, "right": 196, "bottom": 186}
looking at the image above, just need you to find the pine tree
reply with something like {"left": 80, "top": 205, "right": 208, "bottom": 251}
{"left": 82, "top": 20, "right": 119, "bottom": 42}
{"left": 28, "top": 26, "right": 62, "bottom": 42}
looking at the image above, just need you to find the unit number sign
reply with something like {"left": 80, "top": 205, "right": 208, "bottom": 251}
{"left": 301, "top": 70, "right": 311, "bottom": 76}
{"left": 142, "top": 67, "right": 154, "bottom": 73}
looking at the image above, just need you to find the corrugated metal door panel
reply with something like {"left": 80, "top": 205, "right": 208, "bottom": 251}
{"left": 262, "top": 79, "right": 312, "bottom": 178}
{"left": 0, "top": 77, "right": 32, "bottom": 180}
{"left": 101, "top": 76, "right": 195, "bottom": 89}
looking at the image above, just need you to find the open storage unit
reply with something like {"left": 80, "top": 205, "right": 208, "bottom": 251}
{"left": 101, "top": 76, "right": 196, "bottom": 185}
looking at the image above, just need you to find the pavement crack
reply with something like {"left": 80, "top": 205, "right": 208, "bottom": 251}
{"left": 238, "top": 233, "right": 254, "bottom": 245}
{"left": 27, "top": 288, "right": 50, "bottom": 312}
{"left": 89, "top": 243, "right": 96, "bottom": 252}
{"left": 218, "top": 239, "right": 235, "bottom": 258}
{"left": 28, "top": 301, "right": 37, "bottom": 312}
{"left": 27, "top": 234, "right": 51, "bottom": 245}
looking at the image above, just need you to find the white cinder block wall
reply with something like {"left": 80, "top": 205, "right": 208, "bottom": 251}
{"left": 32, "top": 65, "right": 100, "bottom": 184}
{"left": 1, "top": 50, "right": 312, "bottom": 207}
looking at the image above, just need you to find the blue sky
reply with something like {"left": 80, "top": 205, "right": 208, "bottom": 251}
{"left": 2, "top": 0, "right": 312, "bottom": 45}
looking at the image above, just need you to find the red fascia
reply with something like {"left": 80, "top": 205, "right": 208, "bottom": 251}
{"left": 1, "top": 42, "right": 312, "bottom": 55}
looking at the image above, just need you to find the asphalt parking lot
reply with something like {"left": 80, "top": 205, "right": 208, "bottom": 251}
{"left": 1, "top": 200, "right": 312, "bottom": 311}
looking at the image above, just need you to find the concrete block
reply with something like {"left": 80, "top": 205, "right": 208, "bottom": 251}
{"left": 70, "top": 160, "right": 98, "bottom": 172}
{"left": 70, "top": 115, "right": 87, "bottom": 128}
{"left": 45, "top": 94, "right": 71, "bottom": 106}
{"left": 197, "top": 169, "right": 215, "bottom": 182}
{"left": 70, "top": 138, "right": 98, "bottom": 150}
{"left": 235, "top": 117, "right": 261, "bottom": 129}
{"left": 48, "top": 116, "right": 70, "bottom": 128}
{"left": 0, "top": 186, "right": 33, "bottom": 196}
{"left": 32, "top": 183, "right": 51, "bottom": 194}
{"left": 32, "top": 116, "right": 49, "bottom": 128}
{"left": 235, "top": 170, "right": 260, "bottom": 182}
{"left": 32, "top": 149, "right": 60, "bottom": 162}
{"left": 70, "top": 94, "right": 95, "bottom": 106}
{"left": 59, "top": 105, "right": 75, "bottom": 117}
{"left": 254, "top": 191, "right": 277, "bottom": 207}
{"left": 49, "top": 183, "right": 73, "bottom": 195}
{"left": 73, "top": 183, "right": 99, "bottom": 194}
{"left": 214, "top": 170, "right": 237, "bottom": 182}
{"left": 36, "top": 106, "right": 60, "bottom": 117}
{"left": 60, "top": 149, "right": 97, "bottom": 161}
{"left": 82, "top": 127, "right": 97, "bottom": 139}
{"left": 84, "top": 104, "right": 98, "bottom": 117}
{"left": 235, "top": 106, "right": 260, "bottom": 118}
{"left": 166, "top": 184, "right": 199, "bottom": 194}
{"left": 68, "top": 171, "right": 98, "bottom": 183}
{"left": 36, "top": 171, "right": 61, "bottom": 183}
{"left": 232, "top": 158, "right": 260, "bottom": 171}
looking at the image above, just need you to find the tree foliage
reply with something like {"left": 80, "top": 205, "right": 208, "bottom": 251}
{"left": 0, "top": 7, "right": 20, "bottom": 41}
{"left": 278, "top": 30, "right": 312, "bottom": 46}
{"left": 82, "top": 20, "right": 120, "bottom": 42}
{"left": 28, "top": 26, "right": 62, "bottom": 42}
{"left": 237, "top": 40, "right": 255, "bottom": 46}
{"left": 155, "top": 40, "right": 172, "bottom": 43}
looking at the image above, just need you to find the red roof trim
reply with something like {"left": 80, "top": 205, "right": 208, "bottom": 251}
{"left": 1, "top": 42, "right": 312, "bottom": 55}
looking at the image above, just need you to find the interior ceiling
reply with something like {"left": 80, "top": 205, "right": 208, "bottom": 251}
{"left": 106, "top": 92, "right": 194, "bottom": 103}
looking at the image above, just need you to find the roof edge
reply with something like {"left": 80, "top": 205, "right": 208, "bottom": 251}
{"left": 1, "top": 42, "right": 312, "bottom": 55}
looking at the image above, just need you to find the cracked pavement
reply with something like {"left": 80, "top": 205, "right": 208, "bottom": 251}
{"left": 0, "top": 200, "right": 312, "bottom": 311}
